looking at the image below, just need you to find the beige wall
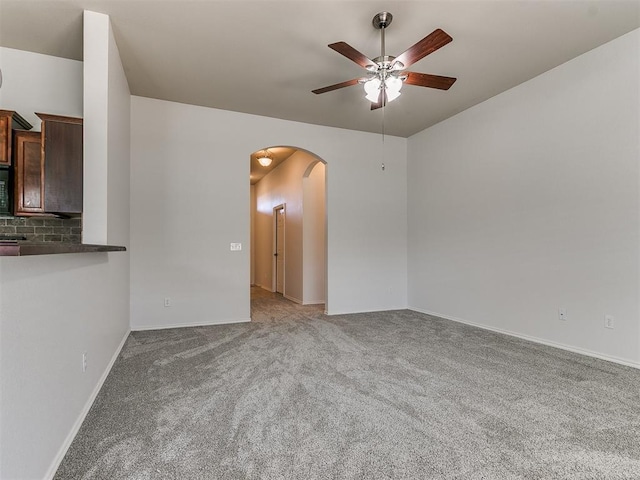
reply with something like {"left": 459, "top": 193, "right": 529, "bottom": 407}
{"left": 250, "top": 184, "right": 256, "bottom": 285}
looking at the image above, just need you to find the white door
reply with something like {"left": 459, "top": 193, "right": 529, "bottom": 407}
{"left": 275, "top": 206, "right": 285, "bottom": 294}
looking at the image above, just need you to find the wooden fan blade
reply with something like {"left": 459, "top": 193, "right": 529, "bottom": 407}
{"left": 329, "top": 42, "right": 377, "bottom": 68}
{"left": 312, "top": 78, "right": 361, "bottom": 95}
{"left": 404, "top": 72, "right": 457, "bottom": 90}
{"left": 370, "top": 90, "right": 387, "bottom": 110}
{"left": 394, "top": 29, "right": 452, "bottom": 68}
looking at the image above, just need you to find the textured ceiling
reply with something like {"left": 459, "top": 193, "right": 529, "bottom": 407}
{"left": 0, "top": 0, "right": 638, "bottom": 137}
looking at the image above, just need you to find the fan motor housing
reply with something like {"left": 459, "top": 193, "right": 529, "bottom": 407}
{"left": 373, "top": 55, "right": 398, "bottom": 69}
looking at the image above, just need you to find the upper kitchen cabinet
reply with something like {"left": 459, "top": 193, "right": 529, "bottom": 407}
{"left": 37, "top": 113, "right": 83, "bottom": 215}
{"left": 13, "top": 113, "right": 83, "bottom": 217}
{"left": 0, "top": 110, "right": 33, "bottom": 166}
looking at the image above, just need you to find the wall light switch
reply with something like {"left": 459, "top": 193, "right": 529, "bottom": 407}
{"left": 604, "top": 314, "right": 614, "bottom": 329}
{"left": 230, "top": 243, "right": 242, "bottom": 251}
{"left": 558, "top": 308, "right": 567, "bottom": 321}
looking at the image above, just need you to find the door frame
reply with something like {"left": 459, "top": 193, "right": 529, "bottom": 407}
{"left": 272, "top": 204, "right": 285, "bottom": 293}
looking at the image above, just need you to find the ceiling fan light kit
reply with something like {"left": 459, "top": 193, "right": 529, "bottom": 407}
{"left": 313, "top": 12, "right": 457, "bottom": 110}
{"left": 364, "top": 77, "right": 382, "bottom": 102}
{"left": 367, "top": 12, "right": 403, "bottom": 104}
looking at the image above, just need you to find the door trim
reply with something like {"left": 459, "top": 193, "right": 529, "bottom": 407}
{"left": 272, "top": 204, "right": 285, "bottom": 293}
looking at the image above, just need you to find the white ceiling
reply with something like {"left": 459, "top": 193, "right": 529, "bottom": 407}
{"left": 0, "top": 1, "right": 638, "bottom": 138}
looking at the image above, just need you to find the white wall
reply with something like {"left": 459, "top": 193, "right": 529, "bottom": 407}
{"left": 0, "top": 47, "right": 83, "bottom": 130}
{"left": 130, "top": 96, "right": 407, "bottom": 328}
{"left": 83, "top": 11, "right": 109, "bottom": 243}
{"left": 254, "top": 150, "right": 320, "bottom": 303}
{"left": 303, "top": 161, "right": 326, "bottom": 304}
{"left": 407, "top": 29, "right": 640, "bottom": 366}
{"left": 105, "top": 14, "right": 131, "bottom": 248}
{"left": 83, "top": 10, "right": 131, "bottom": 247}
{"left": 0, "top": 12, "right": 131, "bottom": 479}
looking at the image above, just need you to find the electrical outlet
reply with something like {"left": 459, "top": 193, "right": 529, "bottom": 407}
{"left": 604, "top": 314, "right": 614, "bottom": 329}
{"left": 164, "top": 297, "right": 172, "bottom": 307}
{"left": 558, "top": 308, "right": 567, "bottom": 321}
{"left": 82, "top": 352, "right": 88, "bottom": 373}
{"left": 230, "top": 243, "right": 242, "bottom": 251}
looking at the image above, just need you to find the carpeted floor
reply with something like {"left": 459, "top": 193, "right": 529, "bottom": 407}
{"left": 55, "top": 287, "right": 640, "bottom": 479}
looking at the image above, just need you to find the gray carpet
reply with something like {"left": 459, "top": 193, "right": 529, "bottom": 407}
{"left": 55, "top": 287, "right": 640, "bottom": 479}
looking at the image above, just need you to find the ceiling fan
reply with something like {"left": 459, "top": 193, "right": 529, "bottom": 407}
{"left": 312, "top": 12, "right": 457, "bottom": 110}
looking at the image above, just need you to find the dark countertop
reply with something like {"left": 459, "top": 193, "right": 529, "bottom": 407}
{"left": 0, "top": 242, "right": 126, "bottom": 256}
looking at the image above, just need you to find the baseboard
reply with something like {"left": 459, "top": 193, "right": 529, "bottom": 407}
{"left": 45, "top": 328, "right": 131, "bottom": 480}
{"left": 132, "top": 318, "right": 251, "bottom": 331}
{"left": 286, "top": 295, "right": 325, "bottom": 305}
{"left": 303, "top": 299, "right": 325, "bottom": 306}
{"left": 284, "top": 294, "right": 303, "bottom": 305}
{"left": 409, "top": 306, "right": 640, "bottom": 370}
{"left": 326, "top": 306, "right": 407, "bottom": 316}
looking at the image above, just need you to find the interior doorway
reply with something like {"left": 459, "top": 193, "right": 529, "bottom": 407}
{"left": 274, "top": 204, "right": 285, "bottom": 294}
{"left": 249, "top": 146, "right": 327, "bottom": 315}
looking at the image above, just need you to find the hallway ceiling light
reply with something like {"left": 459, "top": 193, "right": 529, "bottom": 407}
{"left": 257, "top": 150, "right": 273, "bottom": 167}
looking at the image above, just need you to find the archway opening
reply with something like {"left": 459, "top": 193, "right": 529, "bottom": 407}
{"left": 249, "top": 146, "right": 327, "bottom": 317}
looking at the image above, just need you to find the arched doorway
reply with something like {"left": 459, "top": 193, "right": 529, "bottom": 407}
{"left": 249, "top": 147, "right": 327, "bottom": 315}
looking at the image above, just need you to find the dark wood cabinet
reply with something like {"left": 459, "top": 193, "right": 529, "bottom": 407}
{"left": 0, "top": 111, "right": 11, "bottom": 167}
{"left": 14, "top": 130, "right": 46, "bottom": 215}
{"left": 37, "top": 113, "right": 83, "bottom": 214}
{"left": 12, "top": 113, "right": 83, "bottom": 217}
{"left": 0, "top": 110, "right": 33, "bottom": 167}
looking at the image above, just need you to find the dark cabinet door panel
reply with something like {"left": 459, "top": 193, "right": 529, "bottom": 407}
{"left": 42, "top": 119, "right": 83, "bottom": 214}
{"left": 14, "top": 130, "right": 45, "bottom": 215}
{"left": 0, "top": 110, "right": 33, "bottom": 167}
{"left": 0, "top": 114, "right": 11, "bottom": 167}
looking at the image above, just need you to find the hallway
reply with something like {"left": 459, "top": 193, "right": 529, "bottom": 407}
{"left": 250, "top": 285, "right": 324, "bottom": 323}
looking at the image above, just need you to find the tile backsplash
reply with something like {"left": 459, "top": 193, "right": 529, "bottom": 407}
{"left": 0, "top": 216, "right": 81, "bottom": 243}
